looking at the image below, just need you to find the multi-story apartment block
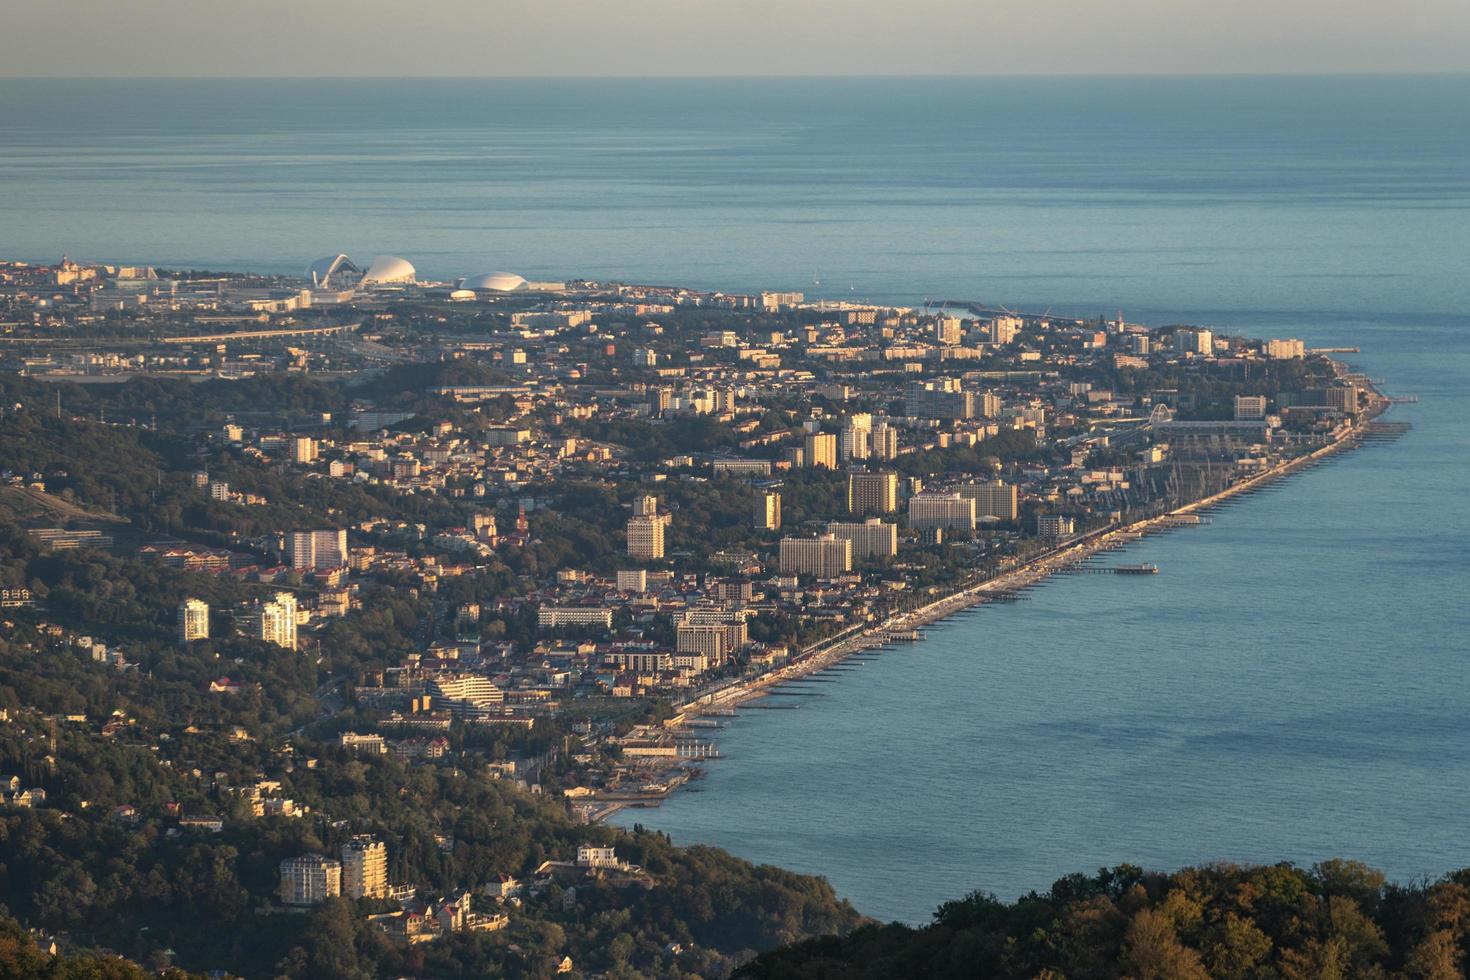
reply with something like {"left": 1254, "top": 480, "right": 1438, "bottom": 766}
{"left": 245, "top": 592, "right": 298, "bottom": 650}
{"left": 1036, "top": 514, "right": 1077, "bottom": 539}
{"left": 960, "top": 479, "right": 1019, "bottom": 521}
{"left": 804, "top": 432, "right": 838, "bottom": 469}
{"left": 908, "top": 492, "right": 977, "bottom": 532}
{"left": 341, "top": 836, "right": 388, "bottom": 900}
{"left": 287, "top": 529, "right": 348, "bottom": 571}
{"left": 754, "top": 490, "right": 782, "bottom": 530}
{"left": 778, "top": 534, "right": 853, "bottom": 579}
{"left": 279, "top": 854, "right": 341, "bottom": 905}
{"left": 848, "top": 471, "right": 899, "bottom": 514}
{"left": 826, "top": 519, "right": 898, "bottom": 560}
{"left": 626, "top": 514, "right": 666, "bottom": 559}
{"left": 178, "top": 598, "right": 209, "bottom": 645}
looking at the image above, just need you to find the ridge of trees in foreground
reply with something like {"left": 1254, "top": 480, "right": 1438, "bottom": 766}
{"left": 738, "top": 860, "right": 1470, "bottom": 980}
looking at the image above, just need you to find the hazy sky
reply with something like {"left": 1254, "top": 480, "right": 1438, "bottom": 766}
{"left": 3, "top": 0, "right": 1468, "bottom": 76}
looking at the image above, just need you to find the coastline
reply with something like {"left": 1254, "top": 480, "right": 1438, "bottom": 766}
{"left": 691, "top": 406, "right": 1383, "bottom": 713}
{"left": 597, "top": 387, "right": 1396, "bottom": 823}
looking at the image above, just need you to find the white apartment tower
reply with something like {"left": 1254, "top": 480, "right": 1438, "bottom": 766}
{"left": 253, "top": 592, "right": 298, "bottom": 650}
{"left": 754, "top": 490, "right": 782, "bottom": 530}
{"left": 826, "top": 519, "right": 899, "bottom": 560}
{"left": 341, "top": 836, "right": 388, "bottom": 900}
{"left": 287, "top": 529, "right": 348, "bottom": 571}
{"left": 627, "top": 514, "right": 666, "bottom": 560}
{"left": 908, "top": 492, "right": 977, "bottom": 532}
{"left": 778, "top": 534, "right": 853, "bottom": 579}
{"left": 960, "top": 480, "right": 1019, "bottom": 521}
{"left": 279, "top": 854, "right": 341, "bottom": 905}
{"left": 178, "top": 598, "right": 209, "bottom": 645}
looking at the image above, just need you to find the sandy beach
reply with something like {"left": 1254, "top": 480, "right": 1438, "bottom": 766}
{"left": 674, "top": 403, "right": 1386, "bottom": 722}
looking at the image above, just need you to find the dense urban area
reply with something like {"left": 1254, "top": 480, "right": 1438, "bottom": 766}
{"left": 0, "top": 253, "right": 1420, "bottom": 979}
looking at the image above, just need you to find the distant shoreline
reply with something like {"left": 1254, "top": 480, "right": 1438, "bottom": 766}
{"left": 599, "top": 375, "right": 1392, "bottom": 823}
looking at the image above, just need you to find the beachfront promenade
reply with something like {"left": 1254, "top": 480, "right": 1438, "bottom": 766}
{"left": 675, "top": 401, "right": 1389, "bottom": 723}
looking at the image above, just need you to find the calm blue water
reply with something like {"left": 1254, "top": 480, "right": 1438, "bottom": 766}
{"left": 2, "top": 76, "right": 1467, "bottom": 923}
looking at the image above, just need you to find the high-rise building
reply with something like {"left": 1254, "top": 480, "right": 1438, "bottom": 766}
{"left": 1174, "top": 328, "right": 1214, "bottom": 356}
{"left": 905, "top": 378, "right": 976, "bottom": 420}
{"left": 675, "top": 623, "right": 726, "bottom": 664}
{"left": 985, "top": 316, "right": 1021, "bottom": 345}
{"left": 287, "top": 529, "right": 348, "bottom": 571}
{"left": 826, "top": 519, "right": 898, "bottom": 560}
{"left": 617, "top": 568, "right": 648, "bottom": 593}
{"left": 248, "top": 592, "right": 298, "bottom": 650}
{"left": 870, "top": 423, "right": 899, "bottom": 460}
{"left": 279, "top": 854, "right": 341, "bottom": 905}
{"left": 341, "top": 836, "right": 387, "bottom": 900}
{"left": 840, "top": 424, "right": 870, "bottom": 462}
{"left": 680, "top": 605, "right": 749, "bottom": 651}
{"left": 177, "top": 598, "right": 209, "bottom": 645}
{"left": 935, "top": 317, "right": 963, "bottom": 345}
{"left": 754, "top": 490, "right": 782, "bottom": 530}
{"left": 290, "top": 436, "right": 317, "bottom": 464}
{"left": 778, "top": 534, "right": 852, "bottom": 579}
{"left": 908, "top": 492, "right": 977, "bottom": 532}
{"left": 632, "top": 494, "right": 660, "bottom": 517}
{"left": 804, "top": 432, "right": 837, "bottom": 469}
{"left": 978, "top": 392, "right": 1003, "bottom": 418}
{"left": 848, "top": 471, "right": 899, "bottom": 514}
{"left": 627, "top": 514, "right": 666, "bottom": 559}
{"left": 960, "top": 479, "right": 1019, "bottom": 521}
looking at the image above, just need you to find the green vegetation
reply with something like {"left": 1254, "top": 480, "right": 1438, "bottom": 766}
{"left": 737, "top": 861, "right": 1470, "bottom": 980}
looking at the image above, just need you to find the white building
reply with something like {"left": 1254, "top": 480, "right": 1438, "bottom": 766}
{"left": 538, "top": 607, "right": 614, "bottom": 630}
{"left": 826, "top": 519, "right": 898, "bottom": 560}
{"left": 778, "top": 534, "right": 852, "bottom": 579}
{"left": 178, "top": 598, "right": 209, "bottom": 645}
{"left": 287, "top": 529, "right": 348, "bottom": 571}
{"left": 342, "top": 836, "right": 388, "bottom": 900}
{"left": 626, "top": 514, "right": 665, "bottom": 560}
{"left": 1037, "top": 514, "right": 1077, "bottom": 539}
{"left": 960, "top": 480, "right": 1019, "bottom": 521}
{"left": 576, "top": 845, "right": 619, "bottom": 868}
{"left": 908, "top": 493, "right": 977, "bottom": 532}
{"left": 754, "top": 490, "right": 782, "bottom": 530}
{"left": 249, "top": 592, "right": 298, "bottom": 650}
{"left": 279, "top": 854, "right": 341, "bottom": 905}
{"left": 1234, "top": 395, "right": 1268, "bottom": 421}
{"left": 427, "top": 674, "right": 505, "bottom": 716}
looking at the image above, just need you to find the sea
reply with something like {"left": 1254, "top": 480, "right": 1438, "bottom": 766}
{"left": 2, "top": 75, "right": 1466, "bottom": 924}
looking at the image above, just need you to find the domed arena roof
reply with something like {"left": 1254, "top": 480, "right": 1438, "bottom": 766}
{"left": 306, "top": 253, "right": 361, "bottom": 289}
{"left": 460, "top": 271, "right": 527, "bottom": 292}
{"left": 360, "top": 255, "right": 416, "bottom": 287}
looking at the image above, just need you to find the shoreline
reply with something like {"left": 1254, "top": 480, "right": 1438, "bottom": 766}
{"left": 692, "top": 405, "right": 1383, "bottom": 713}
{"left": 597, "top": 391, "right": 1395, "bottom": 822}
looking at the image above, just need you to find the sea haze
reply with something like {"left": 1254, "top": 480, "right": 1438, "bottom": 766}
{"left": 2, "top": 74, "right": 1466, "bottom": 923}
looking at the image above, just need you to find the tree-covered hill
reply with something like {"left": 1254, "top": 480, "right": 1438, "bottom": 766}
{"left": 736, "top": 861, "right": 1470, "bottom": 980}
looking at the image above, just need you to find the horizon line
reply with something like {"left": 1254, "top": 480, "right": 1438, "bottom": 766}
{"left": 3, "top": 70, "right": 1469, "bottom": 82}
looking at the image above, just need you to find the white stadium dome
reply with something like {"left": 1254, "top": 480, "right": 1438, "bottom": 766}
{"left": 460, "top": 271, "right": 527, "bottom": 292}
{"left": 306, "top": 253, "right": 361, "bottom": 289}
{"left": 360, "top": 255, "right": 417, "bottom": 287}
